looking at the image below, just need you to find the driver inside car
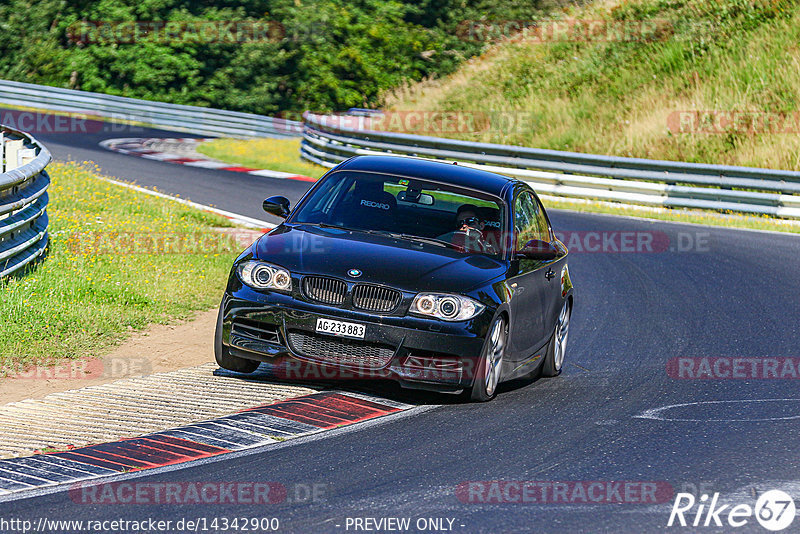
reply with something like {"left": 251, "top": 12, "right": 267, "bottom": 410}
{"left": 456, "top": 205, "right": 483, "bottom": 233}
{"left": 438, "top": 204, "right": 494, "bottom": 253}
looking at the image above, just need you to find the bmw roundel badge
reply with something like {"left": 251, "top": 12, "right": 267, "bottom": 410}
{"left": 347, "top": 268, "right": 362, "bottom": 278}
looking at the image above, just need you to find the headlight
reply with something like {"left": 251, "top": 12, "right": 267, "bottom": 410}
{"left": 237, "top": 261, "right": 292, "bottom": 292}
{"left": 409, "top": 293, "right": 485, "bottom": 321}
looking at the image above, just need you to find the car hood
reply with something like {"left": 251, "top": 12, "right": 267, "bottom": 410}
{"left": 254, "top": 224, "right": 507, "bottom": 293}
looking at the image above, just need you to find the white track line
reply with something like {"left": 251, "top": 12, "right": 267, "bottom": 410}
{"left": 100, "top": 137, "right": 315, "bottom": 181}
{"left": 97, "top": 175, "right": 275, "bottom": 229}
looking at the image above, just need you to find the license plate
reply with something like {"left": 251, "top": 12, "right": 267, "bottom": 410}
{"left": 315, "top": 317, "right": 366, "bottom": 339}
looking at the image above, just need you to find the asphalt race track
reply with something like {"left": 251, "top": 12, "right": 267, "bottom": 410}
{"left": 3, "top": 112, "right": 800, "bottom": 532}
{"left": 21, "top": 116, "right": 309, "bottom": 226}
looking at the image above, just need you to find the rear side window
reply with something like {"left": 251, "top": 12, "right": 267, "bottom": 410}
{"left": 514, "top": 192, "right": 549, "bottom": 245}
{"left": 533, "top": 194, "right": 551, "bottom": 241}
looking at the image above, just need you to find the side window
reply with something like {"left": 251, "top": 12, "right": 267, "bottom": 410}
{"left": 532, "top": 194, "right": 551, "bottom": 242}
{"left": 514, "top": 192, "right": 548, "bottom": 246}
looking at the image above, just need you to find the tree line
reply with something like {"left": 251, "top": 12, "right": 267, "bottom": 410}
{"left": 0, "top": 0, "right": 558, "bottom": 115}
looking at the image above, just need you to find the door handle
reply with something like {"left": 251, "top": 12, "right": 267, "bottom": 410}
{"left": 545, "top": 268, "right": 555, "bottom": 280}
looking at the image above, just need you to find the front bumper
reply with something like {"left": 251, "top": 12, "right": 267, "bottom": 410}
{"left": 221, "top": 290, "right": 491, "bottom": 392}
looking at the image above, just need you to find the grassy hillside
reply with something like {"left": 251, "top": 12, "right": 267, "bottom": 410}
{"left": 385, "top": 0, "right": 800, "bottom": 171}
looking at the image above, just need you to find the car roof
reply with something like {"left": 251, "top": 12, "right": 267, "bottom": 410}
{"left": 332, "top": 155, "right": 518, "bottom": 197}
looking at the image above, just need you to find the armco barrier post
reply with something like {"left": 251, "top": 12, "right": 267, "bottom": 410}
{"left": 0, "top": 125, "right": 51, "bottom": 278}
{"left": 4, "top": 138, "right": 22, "bottom": 171}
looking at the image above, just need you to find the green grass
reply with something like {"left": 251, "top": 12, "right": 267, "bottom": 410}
{"left": 197, "top": 138, "right": 327, "bottom": 180}
{"left": 385, "top": 0, "right": 800, "bottom": 171}
{"left": 0, "top": 162, "right": 243, "bottom": 375}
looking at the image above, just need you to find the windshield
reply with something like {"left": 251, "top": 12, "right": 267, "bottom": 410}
{"left": 290, "top": 171, "right": 507, "bottom": 258}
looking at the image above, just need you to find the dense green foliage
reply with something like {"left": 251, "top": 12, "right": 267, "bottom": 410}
{"left": 0, "top": 0, "right": 561, "bottom": 114}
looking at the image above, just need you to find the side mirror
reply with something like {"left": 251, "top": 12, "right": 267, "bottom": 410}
{"left": 516, "top": 239, "right": 559, "bottom": 261}
{"left": 263, "top": 196, "right": 290, "bottom": 218}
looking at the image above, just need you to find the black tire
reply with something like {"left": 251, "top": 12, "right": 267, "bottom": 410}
{"left": 541, "top": 300, "right": 571, "bottom": 378}
{"left": 214, "top": 302, "right": 260, "bottom": 374}
{"left": 469, "top": 316, "right": 508, "bottom": 402}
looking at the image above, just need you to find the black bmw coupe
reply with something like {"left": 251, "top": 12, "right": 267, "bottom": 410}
{"left": 215, "top": 155, "right": 573, "bottom": 401}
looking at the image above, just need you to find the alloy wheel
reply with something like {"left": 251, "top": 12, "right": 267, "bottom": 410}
{"left": 484, "top": 318, "right": 507, "bottom": 397}
{"left": 553, "top": 301, "right": 571, "bottom": 371}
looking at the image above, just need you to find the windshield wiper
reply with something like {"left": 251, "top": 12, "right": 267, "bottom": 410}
{"left": 315, "top": 223, "right": 395, "bottom": 238}
{"left": 394, "top": 234, "right": 460, "bottom": 250}
{"left": 356, "top": 229, "right": 459, "bottom": 250}
{"left": 315, "top": 223, "right": 369, "bottom": 233}
{"left": 314, "top": 224, "right": 458, "bottom": 250}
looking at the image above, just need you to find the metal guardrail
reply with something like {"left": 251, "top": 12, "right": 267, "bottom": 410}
{"left": 301, "top": 113, "right": 800, "bottom": 219}
{"left": 0, "top": 125, "right": 50, "bottom": 278}
{"left": 4, "top": 79, "right": 799, "bottom": 220}
{"left": 0, "top": 79, "right": 302, "bottom": 139}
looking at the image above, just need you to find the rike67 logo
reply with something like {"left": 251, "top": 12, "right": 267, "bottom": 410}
{"left": 668, "top": 490, "right": 796, "bottom": 531}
